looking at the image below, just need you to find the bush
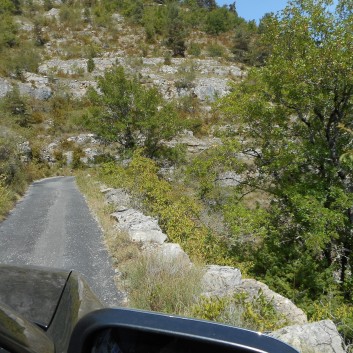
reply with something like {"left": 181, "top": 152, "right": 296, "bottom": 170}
{"left": 192, "top": 291, "right": 287, "bottom": 332}
{"left": 206, "top": 42, "right": 224, "bottom": 57}
{"left": 71, "top": 147, "right": 84, "bottom": 169}
{"left": 0, "top": 44, "right": 41, "bottom": 77}
{"left": 0, "top": 14, "right": 17, "bottom": 50}
{"left": 188, "top": 42, "right": 202, "bottom": 57}
{"left": 175, "top": 62, "right": 196, "bottom": 89}
{"left": 309, "top": 295, "right": 353, "bottom": 344}
{"left": 0, "top": 134, "right": 26, "bottom": 194}
{"left": 59, "top": 5, "right": 82, "bottom": 30}
{"left": 87, "top": 57, "right": 95, "bottom": 73}
{"left": 99, "top": 152, "right": 231, "bottom": 264}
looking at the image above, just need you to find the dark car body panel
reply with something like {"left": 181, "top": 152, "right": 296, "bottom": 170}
{"left": 46, "top": 271, "right": 103, "bottom": 353}
{"left": 0, "top": 265, "right": 103, "bottom": 353}
{"left": 0, "top": 265, "right": 70, "bottom": 329}
{"left": 0, "top": 301, "right": 55, "bottom": 353}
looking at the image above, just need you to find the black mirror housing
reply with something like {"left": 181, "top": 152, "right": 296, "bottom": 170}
{"left": 68, "top": 308, "right": 299, "bottom": 353}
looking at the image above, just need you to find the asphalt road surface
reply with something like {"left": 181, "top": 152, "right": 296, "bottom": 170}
{"left": 0, "top": 176, "right": 123, "bottom": 307}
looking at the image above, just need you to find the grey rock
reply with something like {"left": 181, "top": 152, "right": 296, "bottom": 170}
{"left": 105, "top": 188, "right": 131, "bottom": 209}
{"left": 143, "top": 243, "right": 192, "bottom": 266}
{"left": 82, "top": 147, "right": 100, "bottom": 163}
{"left": 111, "top": 209, "right": 167, "bottom": 244}
{"left": 0, "top": 78, "right": 12, "bottom": 98}
{"left": 166, "top": 130, "right": 221, "bottom": 154}
{"left": 44, "top": 8, "right": 60, "bottom": 19}
{"left": 202, "top": 265, "right": 242, "bottom": 296}
{"left": 18, "top": 83, "right": 52, "bottom": 100}
{"left": 160, "top": 65, "right": 178, "bottom": 74}
{"left": 234, "top": 279, "right": 308, "bottom": 325}
{"left": 216, "top": 171, "right": 243, "bottom": 187}
{"left": 18, "top": 141, "right": 32, "bottom": 162}
{"left": 143, "top": 58, "right": 164, "bottom": 66}
{"left": 23, "top": 72, "right": 49, "bottom": 86}
{"left": 66, "top": 80, "right": 97, "bottom": 98}
{"left": 40, "top": 142, "right": 58, "bottom": 164}
{"left": 270, "top": 320, "right": 345, "bottom": 353}
{"left": 111, "top": 13, "right": 124, "bottom": 23}
{"left": 129, "top": 230, "right": 167, "bottom": 244}
{"left": 193, "top": 77, "right": 229, "bottom": 102}
{"left": 63, "top": 151, "right": 73, "bottom": 166}
{"left": 38, "top": 58, "right": 87, "bottom": 76}
{"left": 15, "top": 18, "right": 34, "bottom": 31}
{"left": 67, "top": 134, "right": 100, "bottom": 145}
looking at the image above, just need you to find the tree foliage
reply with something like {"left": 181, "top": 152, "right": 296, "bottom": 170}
{"left": 218, "top": 0, "right": 353, "bottom": 303}
{"left": 85, "top": 66, "right": 182, "bottom": 158}
{"left": 165, "top": 3, "right": 187, "bottom": 57}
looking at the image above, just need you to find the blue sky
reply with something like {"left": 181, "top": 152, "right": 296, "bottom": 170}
{"left": 217, "top": 0, "right": 289, "bottom": 22}
{"left": 217, "top": 0, "right": 338, "bottom": 23}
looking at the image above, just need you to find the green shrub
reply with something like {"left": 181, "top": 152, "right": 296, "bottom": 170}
{"left": 71, "top": 147, "right": 84, "bottom": 169}
{"left": 163, "top": 51, "right": 172, "bottom": 65}
{"left": 309, "top": 296, "right": 353, "bottom": 343}
{"left": 192, "top": 291, "right": 287, "bottom": 332}
{"left": 0, "top": 134, "right": 26, "bottom": 194}
{"left": 99, "top": 152, "right": 231, "bottom": 264}
{"left": 175, "top": 62, "right": 196, "bottom": 90}
{"left": 0, "top": 44, "right": 41, "bottom": 77}
{"left": 59, "top": 5, "right": 82, "bottom": 29}
{"left": 207, "top": 42, "right": 224, "bottom": 57}
{"left": 204, "top": 7, "right": 232, "bottom": 35}
{"left": 0, "top": 14, "right": 17, "bottom": 50}
{"left": 188, "top": 42, "right": 202, "bottom": 57}
{"left": 87, "top": 57, "right": 95, "bottom": 72}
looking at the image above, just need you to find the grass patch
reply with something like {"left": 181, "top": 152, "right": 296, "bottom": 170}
{"left": 0, "top": 177, "right": 15, "bottom": 221}
{"left": 75, "top": 170, "right": 140, "bottom": 265}
{"left": 124, "top": 252, "right": 204, "bottom": 315}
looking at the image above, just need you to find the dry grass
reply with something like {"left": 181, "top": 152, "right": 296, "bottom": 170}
{"left": 0, "top": 180, "right": 15, "bottom": 221}
{"left": 75, "top": 171, "right": 140, "bottom": 293}
{"left": 124, "top": 252, "right": 204, "bottom": 315}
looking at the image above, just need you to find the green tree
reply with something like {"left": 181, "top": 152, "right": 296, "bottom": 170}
{"left": 204, "top": 7, "right": 232, "bottom": 35}
{"left": 0, "top": 14, "right": 17, "bottom": 50}
{"left": 0, "top": 0, "right": 15, "bottom": 14}
{"left": 3, "top": 86, "right": 32, "bottom": 127}
{"left": 165, "top": 3, "right": 187, "bottom": 57}
{"left": 85, "top": 66, "right": 182, "bottom": 157}
{"left": 219, "top": 0, "right": 353, "bottom": 301}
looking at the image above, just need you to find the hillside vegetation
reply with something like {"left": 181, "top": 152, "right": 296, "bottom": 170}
{"left": 1, "top": 0, "right": 353, "bottom": 346}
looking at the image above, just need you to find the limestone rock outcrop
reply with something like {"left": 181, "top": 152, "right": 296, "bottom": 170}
{"left": 111, "top": 209, "right": 168, "bottom": 245}
{"left": 271, "top": 320, "right": 346, "bottom": 353}
{"left": 233, "top": 279, "right": 307, "bottom": 325}
{"left": 202, "top": 265, "right": 242, "bottom": 296}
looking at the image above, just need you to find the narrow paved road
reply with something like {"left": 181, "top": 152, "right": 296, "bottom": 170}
{"left": 0, "top": 176, "right": 123, "bottom": 307}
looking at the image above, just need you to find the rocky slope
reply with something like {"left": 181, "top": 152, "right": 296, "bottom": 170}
{"left": 1, "top": 4, "right": 348, "bottom": 352}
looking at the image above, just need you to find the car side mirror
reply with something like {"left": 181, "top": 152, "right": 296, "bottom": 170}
{"left": 67, "top": 308, "right": 299, "bottom": 353}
